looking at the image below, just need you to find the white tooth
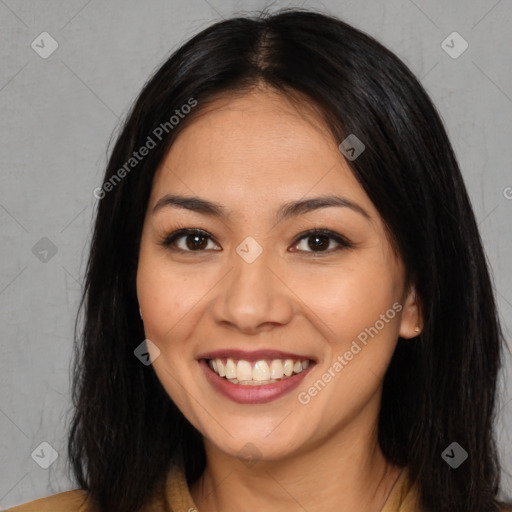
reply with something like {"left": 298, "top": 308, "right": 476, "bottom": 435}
{"left": 270, "top": 360, "right": 284, "bottom": 379}
{"left": 211, "top": 359, "right": 218, "bottom": 373}
{"left": 253, "top": 360, "right": 270, "bottom": 381}
{"left": 237, "top": 360, "right": 252, "bottom": 381}
{"left": 283, "top": 359, "right": 294, "bottom": 377}
{"left": 225, "top": 358, "right": 237, "bottom": 379}
{"left": 301, "top": 360, "right": 310, "bottom": 370}
{"left": 293, "top": 361, "right": 303, "bottom": 374}
{"left": 216, "top": 359, "right": 226, "bottom": 377}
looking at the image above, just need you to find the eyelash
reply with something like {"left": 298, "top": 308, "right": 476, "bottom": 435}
{"left": 158, "top": 226, "right": 353, "bottom": 256}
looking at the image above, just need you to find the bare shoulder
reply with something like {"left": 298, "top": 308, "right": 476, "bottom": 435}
{"left": 3, "top": 489, "right": 91, "bottom": 512}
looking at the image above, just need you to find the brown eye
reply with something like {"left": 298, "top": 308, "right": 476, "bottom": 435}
{"left": 292, "top": 229, "right": 352, "bottom": 255}
{"left": 160, "top": 229, "right": 220, "bottom": 252}
{"left": 303, "top": 234, "right": 331, "bottom": 251}
{"left": 181, "top": 233, "right": 209, "bottom": 250}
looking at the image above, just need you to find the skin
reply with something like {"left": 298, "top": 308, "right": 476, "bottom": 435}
{"left": 136, "top": 85, "right": 422, "bottom": 512}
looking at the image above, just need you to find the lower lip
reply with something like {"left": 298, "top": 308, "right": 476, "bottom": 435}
{"left": 199, "top": 359, "right": 314, "bottom": 404}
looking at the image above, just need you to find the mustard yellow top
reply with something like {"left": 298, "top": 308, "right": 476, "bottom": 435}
{"left": 3, "top": 463, "right": 421, "bottom": 511}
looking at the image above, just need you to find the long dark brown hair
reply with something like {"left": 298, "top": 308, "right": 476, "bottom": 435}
{"left": 67, "top": 8, "right": 511, "bottom": 512}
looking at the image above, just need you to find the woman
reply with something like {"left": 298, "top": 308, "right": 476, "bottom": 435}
{"left": 6, "top": 8, "right": 512, "bottom": 512}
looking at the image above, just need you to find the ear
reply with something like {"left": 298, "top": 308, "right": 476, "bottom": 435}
{"left": 398, "top": 285, "right": 422, "bottom": 339}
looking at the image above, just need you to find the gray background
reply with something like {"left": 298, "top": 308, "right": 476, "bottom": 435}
{"left": 1, "top": 0, "right": 511, "bottom": 508}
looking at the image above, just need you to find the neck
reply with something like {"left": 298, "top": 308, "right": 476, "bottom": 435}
{"left": 190, "top": 403, "right": 402, "bottom": 512}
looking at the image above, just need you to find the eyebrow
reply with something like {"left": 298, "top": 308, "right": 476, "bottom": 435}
{"left": 152, "top": 193, "right": 371, "bottom": 222}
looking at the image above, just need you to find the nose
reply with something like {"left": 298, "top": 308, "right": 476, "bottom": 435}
{"left": 211, "top": 244, "right": 295, "bottom": 334}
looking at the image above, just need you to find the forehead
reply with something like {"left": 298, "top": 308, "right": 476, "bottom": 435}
{"left": 149, "top": 88, "right": 376, "bottom": 220}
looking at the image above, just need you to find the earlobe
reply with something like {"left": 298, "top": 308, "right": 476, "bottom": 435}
{"left": 398, "top": 286, "right": 423, "bottom": 339}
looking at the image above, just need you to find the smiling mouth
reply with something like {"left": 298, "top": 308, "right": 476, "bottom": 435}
{"left": 205, "top": 357, "right": 312, "bottom": 386}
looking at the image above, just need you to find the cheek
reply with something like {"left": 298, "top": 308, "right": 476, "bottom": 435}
{"left": 136, "top": 254, "right": 199, "bottom": 410}
{"left": 294, "top": 260, "right": 399, "bottom": 343}
{"left": 136, "top": 250, "right": 213, "bottom": 351}
{"left": 137, "top": 274, "right": 186, "bottom": 342}
{"left": 301, "top": 267, "right": 401, "bottom": 416}
{"left": 137, "top": 247, "right": 181, "bottom": 340}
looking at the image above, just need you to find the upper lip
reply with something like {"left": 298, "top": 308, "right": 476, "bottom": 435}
{"left": 198, "top": 349, "right": 317, "bottom": 362}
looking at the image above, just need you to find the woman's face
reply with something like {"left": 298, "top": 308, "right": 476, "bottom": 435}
{"left": 136, "top": 87, "right": 420, "bottom": 462}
